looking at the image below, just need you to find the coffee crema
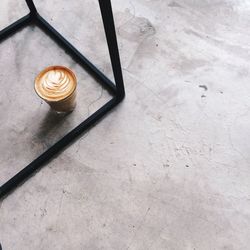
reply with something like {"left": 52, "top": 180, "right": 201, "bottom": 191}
{"left": 35, "top": 66, "right": 77, "bottom": 102}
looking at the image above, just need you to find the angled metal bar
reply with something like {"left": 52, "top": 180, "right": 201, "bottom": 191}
{"left": 0, "top": 0, "right": 125, "bottom": 199}
{"left": 0, "top": 97, "right": 120, "bottom": 199}
{"left": 35, "top": 14, "right": 117, "bottom": 95}
{"left": 0, "top": 14, "right": 31, "bottom": 42}
{"left": 25, "top": 0, "right": 37, "bottom": 16}
{"left": 98, "top": 0, "right": 125, "bottom": 100}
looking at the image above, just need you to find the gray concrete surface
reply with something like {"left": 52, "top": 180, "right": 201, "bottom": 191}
{"left": 1, "top": 0, "right": 250, "bottom": 249}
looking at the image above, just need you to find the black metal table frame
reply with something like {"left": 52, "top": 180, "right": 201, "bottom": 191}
{"left": 0, "top": 0, "right": 125, "bottom": 199}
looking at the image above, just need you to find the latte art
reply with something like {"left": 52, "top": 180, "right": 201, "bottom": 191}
{"left": 35, "top": 66, "right": 77, "bottom": 102}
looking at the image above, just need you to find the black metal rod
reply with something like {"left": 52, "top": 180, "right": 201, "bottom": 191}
{"left": 35, "top": 14, "right": 117, "bottom": 95}
{"left": 0, "top": 1, "right": 125, "bottom": 199}
{"left": 0, "top": 14, "right": 31, "bottom": 42}
{"left": 98, "top": 0, "right": 125, "bottom": 100}
{"left": 25, "top": 0, "right": 37, "bottom": 15}
{"left": 0, "top": 97, "right": 120, "bottom": 199}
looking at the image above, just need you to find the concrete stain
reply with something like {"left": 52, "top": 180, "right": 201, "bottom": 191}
{"left": 117, "top": 12, "right": 156, "bottom": 42}
{"left": 168, "top": 1, "right": 183, "bottom": 8}
{"left": 199, "top": 84, "right": 208, "bottom": 91}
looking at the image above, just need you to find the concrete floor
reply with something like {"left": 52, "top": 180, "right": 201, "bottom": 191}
{"left": 1, "top": 0, "right": 250, "bottom": 249}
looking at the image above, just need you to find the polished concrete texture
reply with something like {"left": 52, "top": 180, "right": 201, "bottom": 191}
{"left": 1, "top": 0, "right": 250, "bottom": 249}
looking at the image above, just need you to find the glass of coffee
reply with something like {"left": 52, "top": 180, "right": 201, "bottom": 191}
{"left": 35, "top": 66, "right": 77, "bottom": 113}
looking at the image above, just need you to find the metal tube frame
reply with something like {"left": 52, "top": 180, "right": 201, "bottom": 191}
{"left": 0, "top": 0, "right": 125, "bottom": 199}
